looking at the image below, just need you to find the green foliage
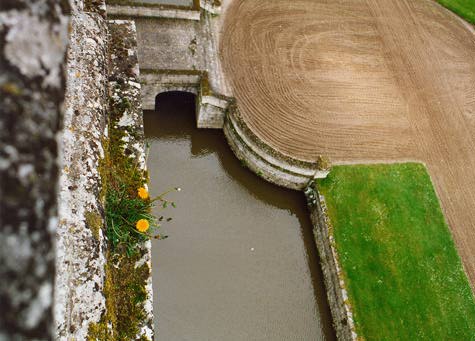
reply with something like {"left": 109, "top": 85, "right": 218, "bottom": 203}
{"left": 100, "top": 94, "right": 178, "bottom": 256}
{"left": 437, "top": 0, "right": 475, "bottom": 24}
{"left": 105, "top": 184, "right": 151, "bottom": 255}
{"left": 105, "top": 181, "right": 177, "bottom": 256}
{"left": 89, "top": 90, "right": 177, "bottom": 339}
{"left": 318, "top": 163, "right": 475, "bottom": 340}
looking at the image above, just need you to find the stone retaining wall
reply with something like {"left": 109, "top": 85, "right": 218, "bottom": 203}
{"left": 305, "top": 183, "right": 358, "bottom": 340}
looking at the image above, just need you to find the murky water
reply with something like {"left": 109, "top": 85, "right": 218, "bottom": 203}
{"left": 144, "top": 92, "right": 335, "bottom": 340}
{"left": 128, "top": 0, "right": 192, "bottom": 6}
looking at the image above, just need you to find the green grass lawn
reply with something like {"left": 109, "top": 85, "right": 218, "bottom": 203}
{"left": 437, "top": 0, "right": 475, "bottom": 24}
{"left": 317, "top": 163, "right": 475, "bottom": 340}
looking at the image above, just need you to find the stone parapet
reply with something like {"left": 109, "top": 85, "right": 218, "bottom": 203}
{"left": 55, "top": 1, "right": 109, "bottom": 339}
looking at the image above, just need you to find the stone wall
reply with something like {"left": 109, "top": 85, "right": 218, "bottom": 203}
{"left": 140, "top": 70, "right": 201, "bottom": 109}
{"left": 199, "top": 93, "right": 229, "bottom": 128}
{"left": 305, "top": 183, "right": 358, "bottom": 340}
{"left": 0, "top": 1, "right": 70, "bottom": 339}
{"left": 55, "top": 0, "right": 109, "bottom": 339}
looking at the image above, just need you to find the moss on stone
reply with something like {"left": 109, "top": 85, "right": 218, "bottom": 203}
{"left": 88, "top": 250, "right": 150, "bottom": 341}
{"left": 85, "top": 210, "right": 102, "bottom": 241}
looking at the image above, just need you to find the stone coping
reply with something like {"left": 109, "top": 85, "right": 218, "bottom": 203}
{"left": 55, "top": 4, "right": 109, "bottom": 339}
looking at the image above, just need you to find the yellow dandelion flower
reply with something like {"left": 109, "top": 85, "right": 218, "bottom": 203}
{"left": 136, "top": 219, "right": 149, "bottom": 232}
{"left": 138, "top": 187, "right": 149, "bottom": 199}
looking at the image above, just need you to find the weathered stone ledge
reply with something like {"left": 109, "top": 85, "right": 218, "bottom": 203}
{"left": 106, "top": 0, "right": 221, "bottom": 19}
{"left": 55, "top": 1, "right": 109, "bottom": 339}
{"left": 107, "top": 4, "right": 201, "bottom": 20}
{"left": 56, "top": 3, "right": 154, "bottom": 340}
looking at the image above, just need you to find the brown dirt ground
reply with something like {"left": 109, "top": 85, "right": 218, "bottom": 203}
{"left": 220, "top": 0, "right": 475, "bottom": 286}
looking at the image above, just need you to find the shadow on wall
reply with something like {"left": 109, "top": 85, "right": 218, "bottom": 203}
{"left": 145, "top": 91, "right": 336, "bottom": 340}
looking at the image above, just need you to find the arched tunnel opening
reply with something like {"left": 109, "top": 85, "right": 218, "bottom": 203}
{"left": 153, "top": 91, "right": 198, "bottom": 135}
{"left": 144, "top": 91, "right": 336, "bottom": 340}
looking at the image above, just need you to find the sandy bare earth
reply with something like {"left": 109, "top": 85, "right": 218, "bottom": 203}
{"left": 220, "top": 0, "right": 475, "bottom": 286}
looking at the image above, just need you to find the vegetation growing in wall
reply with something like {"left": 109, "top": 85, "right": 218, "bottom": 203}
{"left": 102, "top": 97, "right": 162, "bottom": 254}
{"left": 88, "top": 93, "right": 150, "bottom": 340}
{"left": 437, "top": 0, "right": 475, "bottom": 24}
{"left": 87, "top": 252, "right": 150, "bottom": 341}
{"left": 318, "top": 163, "right": 475, "bottom": 340}
{"left": 89, "top": 86, "right": 177, "bottom": 339}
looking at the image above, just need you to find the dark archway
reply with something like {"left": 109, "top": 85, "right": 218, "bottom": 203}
{"left": 154, "top": 91, "right": 197, "bottom": 130}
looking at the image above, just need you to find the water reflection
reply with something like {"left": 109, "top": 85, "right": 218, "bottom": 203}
{"left": 144, "top": 92, "right": 335, "bottom": 340}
